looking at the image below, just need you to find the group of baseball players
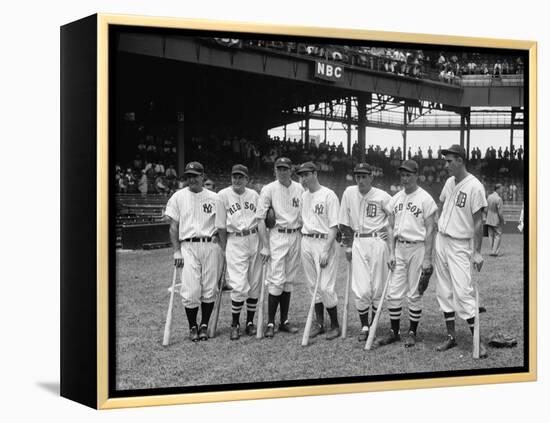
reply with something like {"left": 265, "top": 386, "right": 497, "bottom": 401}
{"left": 164, "top": 143, "right": 489, "bottom": 358}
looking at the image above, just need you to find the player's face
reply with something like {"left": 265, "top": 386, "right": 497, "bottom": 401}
{"left": 275, "top": 166, "right": 292, "bottom": 184}
{"left": 298, "top": 171, "right": 315, "bottom": 190}
{"left": 204, "top": 180, "right": 215, "bottom": 191}
{"left": 355, "top": 173, "right": 373, "bottom": 193}
{"left": 231, "top": 173, "right": 248, "bottom": 191}
{"left": 444, "top": 154, "right": 461, "bottom": 176}
{"left": 186, "top": 173, "right": 204, "bottom": 192}
{"left": 400, "top": 171, "right": 418, "bottom": 190}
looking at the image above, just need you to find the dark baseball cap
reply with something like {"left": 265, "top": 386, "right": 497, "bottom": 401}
{"left": 398, "top": 160, "right": 419, "bottom": 173}
{"left": 441, "top": 144, "right": 466, "bottom": 159}
{"left": 353, "top": 163, "right": 372, "bottom": 174}
{"left": 183, "top": 161, "right": 204, "bottom": 175}
{"left": 295, "top": 161, "right": 318, "bottom": 174}
{"left": 274, "top": 157, "right": 292, "bottom": 168}
{"left": 231, "top": 164, "right": 249, "bottom": 177}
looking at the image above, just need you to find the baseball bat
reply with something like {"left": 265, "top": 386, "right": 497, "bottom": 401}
{"left": 365, "top": 270, "right": 393, "bottom": 350}
{"left": 341, "top": 261, "right": 352, "bottom": 339}
{"left": 473, "top": 275, "right": 480, "bottom": 359}
{"left": 208, "top": 260, "right": 226, "bottom": 339}
{"left": 302, "top": 265, "right": 322, "bottom": 347}
{"left": 256, "top": 263, "right": 267, "bottom": 339}
{"left": 162, "top": 266, "right": 178, "bottom": 346}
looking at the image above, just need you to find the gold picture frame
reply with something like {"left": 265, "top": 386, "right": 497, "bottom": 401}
{"left": 60, "top": 13, "right": 537, "bottom": 409}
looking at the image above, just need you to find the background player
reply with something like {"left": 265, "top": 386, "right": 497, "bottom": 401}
{"left": 434, "top": 145, "right": 488, "bottom": 358}
{"left": 165, "top": 161, "right": 224, "bottom": 342}
{"left": 338, "top": 163, "right": 393, "bottom": 342}
{"left": 486, "top": 183, "right": 505, "bottom": 256}
{"left": 296, "top": 162, "right": 341, "bottom": 340}
{"left": 375, "top": 160, "right": 437, "bottom": 348}
{"left": 256, "top": 157, "right": 304, "bottom": 338}
{"left": 216, "top": 165, "right": 262, "bottom": 340}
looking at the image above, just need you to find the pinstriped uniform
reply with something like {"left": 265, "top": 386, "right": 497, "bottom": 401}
{"left": 386, "top": 187, "right": 437, "bottom": 312}
{"left": 216, "top": 187, "right": 262, "bottom": 302}
{"left": 256, "top": 180, "right": 304, "bottom": 295}
{"left": 434, "top": 175, "right": 487, "bottom": 320}
{"left": 300, "top": 186, "right": 340, "bottom": 308}
{"left": 165, "top": 187, "right": 223, "bottom": 308}
{"left": 339, "top": 185, "right": 391, "bottom": 310}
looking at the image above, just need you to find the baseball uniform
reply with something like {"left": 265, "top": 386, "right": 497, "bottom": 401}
{"left": 434, "top": 174, "right": 487, "bottom": 320}
{"left": 386, "top": 187, "right": 437, "bottom": 329}
{"left": 216, "top": 186, "right": 262, "bottom": 331}
{"left": 339, "top": 185, "right": 392, "bottom": 313}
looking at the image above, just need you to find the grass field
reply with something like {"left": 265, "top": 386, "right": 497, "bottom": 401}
{"left": 115, "top": 234, "right": 525, "bottom": 390}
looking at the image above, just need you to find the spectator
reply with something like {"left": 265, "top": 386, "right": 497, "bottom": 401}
{"left": 427, "top": 146, "right": 433, "bottom": 159}
{"left": 138, "top": 170, "right": 148, "bottom": 196}
{"left": 509, "top": 183, "right": 518, "bottom": 202}
{"left": 155, "top": 173, "right": 169, "bottom": 195}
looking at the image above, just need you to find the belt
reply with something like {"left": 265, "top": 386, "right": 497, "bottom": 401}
{"left": 278, "top": 227, "right": 301, "bottom": 234}
{"left": 233, "top": 228, "right": 258, "bottom": 237}
{"left": 181, "top": 237, "right": 212, "bottom": 243}
{"left": 354, "top": 232, "right": 379, "bottom": 238}
{"left": 397, "top": 239, "right": 421, "bottom": 244}
{"left": 303, "top": 233, "right": 327, "bottom": 239}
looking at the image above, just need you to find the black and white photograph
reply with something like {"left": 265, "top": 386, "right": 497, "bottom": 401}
{"left": 110, "top": 22, "right": 530, "bottom": 397}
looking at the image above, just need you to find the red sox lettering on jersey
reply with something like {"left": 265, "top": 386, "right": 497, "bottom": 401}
{"left": 216, "top": 187, "right": 259, "bottom": 233}
{"left": 388, "top": 187, "right": 438, "bottom": 242}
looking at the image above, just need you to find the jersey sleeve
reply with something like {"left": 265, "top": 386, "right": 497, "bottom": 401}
{"left": 470, "top": 182, "right": 488, "bottom": 215}
{"left": 327, "top": 191, "right": 340, "bottom": 228}
{"left": 380, "top": 191, "right": 392, "bottom": 215}
{"left": 423, "top": 193, "right": 438, "bottom": 218}
{"left": 215, "top": 191, "right": 227, "bottom": 230}
{"left": 439, "top": 178, "right": 451, "bottom": 203}
{"left": 164, "top": 192, "right": 180, "bottom": 222}
{"left": 338, "top": 188, "right": 351, "bottom": 226}
{"left": 256, "top": 184, "right": 272, "bottom": 219}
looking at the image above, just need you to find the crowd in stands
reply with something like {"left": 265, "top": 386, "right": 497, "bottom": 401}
{"left": 210, "top": 38, "right": 524, "bottom": 86}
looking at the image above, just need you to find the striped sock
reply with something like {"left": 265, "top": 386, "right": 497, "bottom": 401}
{"left": 408, "top": 308, "right": 422, "bottom": 334}
{"left": 231, "top": 300, "right": 244, "bottom": 326}
{"left": 358, "top": 307, "right": 370, "bottom": 327}
{"left": 246, "top": 298, "right": 258, "bottom": 324}
{"left": 389, "top": 307, "right": 402, "bottom": 334}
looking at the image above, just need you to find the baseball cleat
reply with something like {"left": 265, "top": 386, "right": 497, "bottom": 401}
{"left": 189, "top": 326, "right": 199, "bottom": 342}
{"left": 375, "top": 330, "right": 401, "bottom": 347}
{"left": 245, "top": 322, "right": 257, "bottom": 336}
{"left": 436, "top": 334, "right": 457, "bottom": 352}
{"left": 325, "top": 326, "right": 341, "bottom": 340}
{"left": 230, "top": 324, "right": 240, "bottom": 341}
{"left": 279, "top": 320, "right": 299, "bottom": 334}
{"left": 265, "top": 323, "right": 275, "bottom": 338}
{"left": 404, "top": 331, "right": 417, "bottom": 348}
{"left": 309, "top": 323, "right": 325, "bottom": 338}
{"left": 357, "top": 327, "right": 369, "bottom": 342}
{"left": 198, "top": 324, "right": 209, "bottom": 341}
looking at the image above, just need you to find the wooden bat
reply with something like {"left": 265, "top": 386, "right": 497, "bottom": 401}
{"left": 208, "top": 260, "right": 227, "bottom": 338}
{"left": 256, "top": 263, "right": 267, "bottom": 339}
{"left": 162, "top": 266, "right": 178, "bottom": 346}
{"left": 301, "top": 265, "right": 322, "bottom": 347}
{"left": 341, "top": 261, "right": 352, "bottom": 339}
{"left": 473, "top": 275, "right": 480, "bottom": 359}
{"left": 365, "top": 270, "right": 393, "bottom": 350}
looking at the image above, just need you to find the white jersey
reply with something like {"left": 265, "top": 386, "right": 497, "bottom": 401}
{"left": 301, "top": 186, "right": 340, "bottom": 235}
{"left": 215, "top": 187, "right": 259, "bottom": 233}
{"left": 164, "top": 187, "right": 218, "bottom": 240}
{"left": 388, "top": 187, "right": 438, "bottom": 242}
{"left": 339, "top": 186, "right": 391, "bottom": 233}
{"left": 438, "top": 174, "right": 487, "bottom": 239}
{"left": 256, "top": 180, "right": 304, "bottom": 229}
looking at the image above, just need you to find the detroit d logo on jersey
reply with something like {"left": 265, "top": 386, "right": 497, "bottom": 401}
{"left": 366, "top": 203, "right": 377, "bottom": 217}
{"left": 456, "top": 191, "right": 467, "bottom": 208}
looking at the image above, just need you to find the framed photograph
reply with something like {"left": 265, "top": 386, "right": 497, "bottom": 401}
{"left": 60, "top": 13, "right": 537, "bottom": 409}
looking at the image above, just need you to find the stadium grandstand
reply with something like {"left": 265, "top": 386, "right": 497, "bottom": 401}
{"left": 113, "top": 32, "right": 526, "bottom": 249}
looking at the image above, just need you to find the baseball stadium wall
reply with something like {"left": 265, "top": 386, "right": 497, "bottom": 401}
{"left": 61, "top": 13, "right": 538, "bottom": 409}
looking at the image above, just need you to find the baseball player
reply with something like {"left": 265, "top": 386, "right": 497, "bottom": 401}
{"left": 165, "top": 161, "right": 224, "bottom": 342}
{"left": 434, "top": 145, "right": 488, "bottom": 358}
{"left": 257, "top": 157, "right": 304, "bottom": 338}
{"left": 486, "top": 183, "right": 505, "bottom": 256}
{"left": 296, "top": 162, "right": 341, "bottom": 340}
{"left": 216, "top": 164, "right": 262, "bottom": 340}
{"left": 375, "top": 160, "right": 437, "bottom": 348}
{"left": 338, "top": 163, "right": 393, "bottom": 342}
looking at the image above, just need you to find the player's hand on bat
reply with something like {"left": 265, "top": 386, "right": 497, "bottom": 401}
{"left": 173, "top": 251, "right": 184, "bottom": 268}
{"left": 320, "top": 249, "right": 329, "bottom": 268}
{"left": 422, "top": 258, "right": 433, "bottom": 272}
{"left": 260, "top": 246, "right": 271, "bottom": 264}
{"left": 387, "top": 253, "right": 396, "bottom": 271}
{"left": 345, "top": 248, "right": 352, "bottom": 262}
{"left": 472, "top": 252, "right": 484, "bottom": 272}
{"left": 378, "top": 230, "right": 389, "bottom": 241}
